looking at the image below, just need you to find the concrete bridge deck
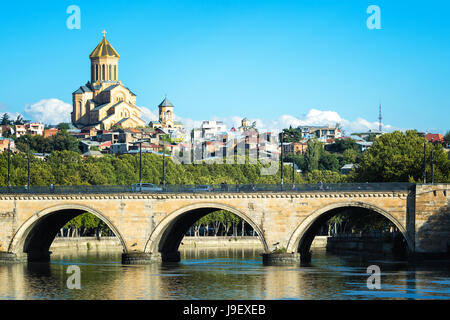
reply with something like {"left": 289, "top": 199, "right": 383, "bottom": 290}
{"left": 0, "top": 183, "right": 448, "bottom": 264}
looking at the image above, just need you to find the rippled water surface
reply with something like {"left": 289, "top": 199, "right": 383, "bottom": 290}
{"left": 0, "top": 248, "right": 449, "bottom": 300}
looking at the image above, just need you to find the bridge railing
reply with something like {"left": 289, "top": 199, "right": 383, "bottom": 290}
{"left": 0, "top": 183, "right": 414, "bottom": 195}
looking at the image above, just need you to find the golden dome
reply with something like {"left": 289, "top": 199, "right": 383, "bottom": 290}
{"left": 89, "top": 36, "right": 120, "bottom": 59}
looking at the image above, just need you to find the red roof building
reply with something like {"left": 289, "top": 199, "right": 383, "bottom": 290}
{"left": 425, "top": 133, "right": 444, "bottom": 144}
{"left": 44, "top": 128, "right": 59, "bottom": 137}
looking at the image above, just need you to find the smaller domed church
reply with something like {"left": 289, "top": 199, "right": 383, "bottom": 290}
{"left": 71, "top": 32, "right": 146, "bottom": 130}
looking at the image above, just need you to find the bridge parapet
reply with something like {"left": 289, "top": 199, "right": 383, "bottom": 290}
{"left": 0, "top": 183, "right": 413, "bottom": 195}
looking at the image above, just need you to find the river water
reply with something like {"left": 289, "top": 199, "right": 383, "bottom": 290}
{"left": 0, "top": 248, "right": 449, "bottom": 300}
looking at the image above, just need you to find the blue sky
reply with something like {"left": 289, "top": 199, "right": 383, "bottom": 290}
{"left": 0, "top": 0, "right": 448, "bottom": 133}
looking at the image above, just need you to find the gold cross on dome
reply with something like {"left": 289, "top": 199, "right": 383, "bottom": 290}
{"left": 102, "top": 30, "right": 107, "bottom": 38}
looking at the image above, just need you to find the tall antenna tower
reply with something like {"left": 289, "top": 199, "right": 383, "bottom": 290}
{"left": 378, "top": 103, "right": 382, "bottom": 132}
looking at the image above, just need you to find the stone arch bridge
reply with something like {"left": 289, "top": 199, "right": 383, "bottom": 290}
{"left": 0, "top": 184, "right": 448, "bottom": 264}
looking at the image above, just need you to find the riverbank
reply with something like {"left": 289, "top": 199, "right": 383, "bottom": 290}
{"left": 50, "top": 237, "right": 122, "bottom": 251}
{"left": 49, "top": 235, "right": 330, "bottom": 251}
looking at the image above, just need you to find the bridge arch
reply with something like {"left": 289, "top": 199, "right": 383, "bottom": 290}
{"left": 8, "top": 203, "right": 127, "bottom": 260}
{"left": 286, "top": 201, "right": 413, "bottom": 257}
{"left": 144, "top": 202, "right": 268, "bottom": 260}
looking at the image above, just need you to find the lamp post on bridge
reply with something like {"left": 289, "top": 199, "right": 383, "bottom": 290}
{"left": 132, "top": 139, "right": 149, "bottom": 189}
{"left": 160, "top": 135, "right": 169, "bottom": 189}
{"left": 27, "top": 137, "right": 30, "bottom": 192}
{"left": 423, "top": 141, "right": 426, "bottom": 184}
{"left": 423, "top": 138, "right": 436, "bottom": 184}
{"left": 7, "top": 139, "right": 11, "bottom": 190}
{"left": 292, "top": 159, "right": 295, "bottom": 189}
{"left": 431, "top": 138, "right": 434, "bottom": 184}
{"left": 280, "top": 132, "right": 284, "bottom": 190}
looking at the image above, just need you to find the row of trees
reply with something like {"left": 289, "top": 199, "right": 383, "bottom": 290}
{"left": 284, "top": 137, "right": 361, "bottom": 174}
{"left": 284, "top": 130, "right": 449, "bottom": 183}
{"left": 1, "top": 130, "right": 448, "bottom": 187}
{"left": 57, "top": 209, "right": 256, "bottom": 239}
{"left": 189, "top": 210, "right": 255, "bottom": 237}
{"left": 0, "top": 150, "right": 347, "bottom": 187}
{"left": 327, "top": 208, "right": 396, "bottom": 235}
{"left": 14, "top": 131, "right": 80, "bottom": 154}
{"left": 0, "top": 113, "right": 24, "bottom": 126}
{"left": 351, "top": 130, "right": 449, "bottom": 182}
{"left": 59, "top": 212, "right": 113, "bottom": 238}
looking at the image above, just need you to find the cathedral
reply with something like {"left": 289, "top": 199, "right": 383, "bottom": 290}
{"left": 71, "top": 32, "right": 146, "bottom": 130}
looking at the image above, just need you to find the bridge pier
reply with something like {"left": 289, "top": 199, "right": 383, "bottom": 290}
{"left": 27, "top": 251, "right": 52, "bottom": 263}
{"left": 262, "top": 252, "right": 301, "bottom": 265}
{"left": 0, "top": 252, "right": 25, "bottom": 263}
{"left": 0, "top": 252, "right": 52, "bottom": 263}
{"left": 161, "top": 251, "right": 181, "bottom": 263}
{"left": 121, "top": 252, "right": 158, "bottom": 264}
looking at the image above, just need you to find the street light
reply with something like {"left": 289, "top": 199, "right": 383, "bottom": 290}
{"left": 280, "top": 132, "right": 284, "bottom": 188}
{"left": 7, "top": 139, "right": 11, "bottom": 190}
{"left": 27, "top": 137, "right": 30, "bottom": 192}
{"left": 131, "top": 139, "right": 149, "bottom": 188}
{"left": 423, "top": 141, "right": 426, "bottom": 184}
{"left": 431, "top": 138, "right": 434, "bottom": 184}
{"left": 292, "top": 159, "right": 295, "bottom": 189}
{"left": 160, "top": 135, "right": 168, "bottom": 188}
{"left": 423, "top": 138, "right": 436, "bottom": 184}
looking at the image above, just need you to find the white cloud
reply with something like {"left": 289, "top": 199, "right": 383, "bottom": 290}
{"left": 139, "top": 106, "right": 158, "bottom": 124}
{"left": 19, "top": 99, "right": 398, "bottom": 135}
{"left": 24, "top": 99, "right": 72, "bottom": 125}
{"left": 174, "top": 108, "right": 398, "bottom": 135}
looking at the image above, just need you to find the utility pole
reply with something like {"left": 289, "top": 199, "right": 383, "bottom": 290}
{"left": 132, "top": 139, "right": 150, "bottom": 191}
{"left": 423, "top": 141, "right": 427, "bottom": 184}
{"left": 139, "top": 141, "right": 142, "bottom": 185}
{"left": 162, "top": 143, "right": 166, "bottom": 188}
{"left": 292, "top": 160, "right": 295, "bottom": 188}
{"left": 378, "top": 103, "right": 382, "bottom": 132}
{"left": 27, "top": 138, "right": 30, "bottom": 191}
{"left": 280, "top": 132, "right": 284, "bottom": 189}
{"left": 7, "top": 140, "right": 11, "bottom": 189}
{"left": 431, "top": 145, "right": 434, "bottom": 184}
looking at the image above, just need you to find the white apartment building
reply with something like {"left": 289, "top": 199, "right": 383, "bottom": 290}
{"left": 14, "top": 122, "right": 44, "bottom": 137}
{"left": 192, "top": 120, "right": 227, "bottom": 140}
{"left": 297, "top": 125, "right": 342, "bottom": 141}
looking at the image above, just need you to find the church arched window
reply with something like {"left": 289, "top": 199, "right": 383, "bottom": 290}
{"left": 96, "top": 65, "right": 99, "bottom": 81}
{"left": 114, "top": 65, "right": 117, "bottom": 80}
{"left": 109, "top": 65, "right": 112, "bottom": 81}
{"left": 102, "top": 65, "right": 105, "bottom": 80}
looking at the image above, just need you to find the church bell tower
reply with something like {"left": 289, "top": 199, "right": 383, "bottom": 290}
{"left": 89, "top": 30, "right": 120, "bottom": 83}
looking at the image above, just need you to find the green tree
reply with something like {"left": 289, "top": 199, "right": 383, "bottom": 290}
{"left": 352, "top": 130, "right": 450, "bottom": 182}
{"left": 444, "top": 130, "right": 450, "bottom": 146}
{"left": 280, "top": 127, "right": 302, "bottom": 143}
{"left": 52, "top": 130, "right": 80, "bottom": 153}
{"left": 305, "top": 170, "right": 346, "bottom": 183}
{"left": 57, "top": 123, "right": 71, "bottom": 130}
{"left": 0, "top": 113, "right": 11, "bottom": 125}
{"left": 342, "top": 148, "right": 358, "bottom": 164}
{"left": 318, "top": 153, "right": 340, "bottom": 172}
{"left": 14, "top": 115, "right": 24, "bottom": 125}
{"left": 304, "top": 139, "right": 323, "bottom": 172}
{"left": 327, "top": 138, "right": 360, "bottom": 153}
